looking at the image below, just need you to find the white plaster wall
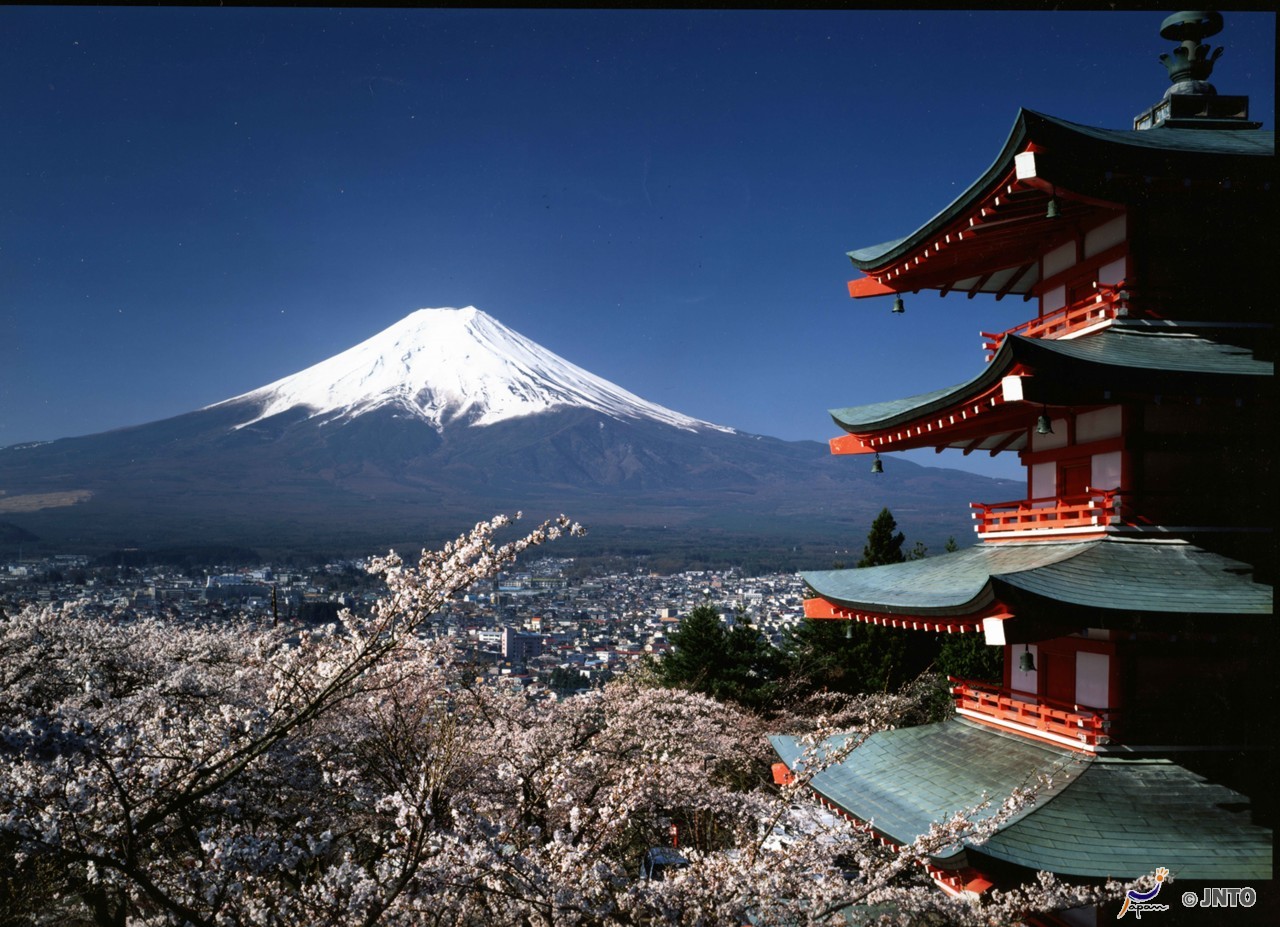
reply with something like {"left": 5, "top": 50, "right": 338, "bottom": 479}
{"left": 1030, "top": 422, "right": 1068, "bottom": 452}
{"left": 1098, "top": 257, "right": 1126, "bottom": 286}
{"left": 1084, "top": 216, "right": 1126, "bottom": 258}
{"left": 1010, "top": 644, "right": 1039, "bottom": 695}
{"left": 1076, "top": 406, "right": 1122, "bottom": 443}
{"left": 1031, "top": 462, "right": 1056, "bottom": 500}
{"left": 1091, "top": 450, "right": 1123, "bottom": 490}
{"left": 1043, "top": 241, "right": 1076, "bottom": 279}
{"left": 1075, "top": 651, "right": 1110, "bottom": 708}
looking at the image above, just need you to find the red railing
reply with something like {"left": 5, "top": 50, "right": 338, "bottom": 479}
{"left": 970, "top": 488, "right": 1122, "bottom": 537}
{"left": 982, "top": 283, "right": 1130, "bottom": 361}
{"left": 949, "top": 677, "right": 1117, "bottom": 749}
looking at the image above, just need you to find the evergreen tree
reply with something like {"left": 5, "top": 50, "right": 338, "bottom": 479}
{"left": 937, "top": 633, "right": 1003, "bottom": 682}
{"left": 928, "top": 535, "right": 1001, "bottom": 681}
{"left": 658, "top": 602, "right": 725, "bottom": 694}
{"left": 785, "top": 508, "right": 945, "bottom": 697}
{"left": 719, "top": 613, "right": 784, "bottom": 710}
{"left": 548, "top": 666, "right": 584, "bottom": 694}
{"left": 658, "top": 603, "right": 780, "bottom": 709}
{"left": 858, "top": 508, "right": 906, "bottom": 567}
{"left": 782, "top": 618, "right": 905, "bottom": 695}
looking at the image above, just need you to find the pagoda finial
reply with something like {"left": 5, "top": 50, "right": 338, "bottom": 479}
{"left": 1158, "top": 11, "right": 1223, "bottom": 91}
{"left": 1134, "top": 10, "right": 1257, "bottom": 131}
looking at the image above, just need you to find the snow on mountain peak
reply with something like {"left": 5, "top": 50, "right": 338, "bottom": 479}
{"left": 213, "top": 306, "right": 734, "bottom": 434}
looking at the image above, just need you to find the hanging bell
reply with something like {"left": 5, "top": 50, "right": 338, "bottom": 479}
{"left": 891, "top": 294, "right": 905, "bottom": 314}
{"left": 1036, "top": 408, "right": 1054, "bottom": 435}
{"left": 871, "top": 452, "right": 884, "bottom": 474}
{"left": 1019, "top": 645, "right": 1037, "bottom": 673}
{"left": 1045, "top": 196, "right": 1061, "bottom": 219}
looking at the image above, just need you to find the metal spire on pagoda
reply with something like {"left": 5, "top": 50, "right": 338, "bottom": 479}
{"left": 1134, "top": 10, "right": 1261, "bottom": 130}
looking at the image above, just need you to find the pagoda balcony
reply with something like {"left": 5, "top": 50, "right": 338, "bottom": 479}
{"left": 982, "top": 283, "right": 1130, "bottom": 361}
{"left": 950, "top": 677, "right": 1118, "bottom": 751}
{"left": 970, "top": 488, "right": 1123, "bottom": 540}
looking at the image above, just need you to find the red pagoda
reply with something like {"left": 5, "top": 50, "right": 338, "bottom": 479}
{"left": 771, "top": 10, "right": 1273, "bottom": 918}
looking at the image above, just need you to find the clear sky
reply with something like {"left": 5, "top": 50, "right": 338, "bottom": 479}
{"left": 2, "top": 7, "right": 1274, "bottom": 479}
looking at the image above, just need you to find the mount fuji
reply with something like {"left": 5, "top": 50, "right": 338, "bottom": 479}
{"left": 0, "top": 307, "right": 1019, "bottom": 559}
{"left": 216, "top": 307, "right": 733, "bottom": 436}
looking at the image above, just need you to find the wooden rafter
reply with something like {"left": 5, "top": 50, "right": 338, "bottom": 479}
{"left": 995, "top": 261, "right": 1036, "bottom": 301}
{"left": 804, "top": 596, "right": 985, "bottom": 633}
{"left": 967, "top": 272, "right": 994, "bottom": 299}
{"left": 831, "top": 382, "right": 1033, "bottom": 457}
{"left": 986, "top": 430, "right": 1025, "bottom": 456}
{"left": 968, "top": 206, "right": 1051, "bottom": 232}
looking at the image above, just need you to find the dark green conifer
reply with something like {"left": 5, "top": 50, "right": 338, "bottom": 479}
{"left": 657, "top": 603, "right": 780, "bottom": 710}
{"left": 857, "top": 507, "right": 906, "bottom": 567}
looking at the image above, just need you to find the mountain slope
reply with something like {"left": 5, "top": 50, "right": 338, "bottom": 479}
{"left": 214, "top": 306, "right": 730, "bottom": 434}
{"left": 0, "top": 307, "right": 1019, "bottom": 557}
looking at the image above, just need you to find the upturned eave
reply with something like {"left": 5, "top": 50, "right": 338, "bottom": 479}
{"left": 802, "top": 537, "right": 1272, "bottom": 625}
{"left": 828, "top": 323, "right": 1273, "bottom": 456}
{"left": 771, "top": 719, "right": 1273, "bottom": 880}
{"left": 846, "top": 109, "right": 1275, "bottom": 301}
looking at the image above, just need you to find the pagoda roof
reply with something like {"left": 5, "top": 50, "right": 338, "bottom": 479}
{"left": 1017, "top": 320, "right": 1271, "bottom": 379}
{"left": 828, "top": 321, "right": 1272, "bottom": 454}
{"left": 803, "top": 537, "right": 1273, "bottom": 622}
{"left": 846, "top": 109, "right": 1275, "bottom": 298}
{"left": 771, "top": 718, "right": 1272, "bottom": 880}
{"left": 771, "top": 720, "right": 1083, "bottom": 856}
{"left": 804, "top": 541, "right": 1087, "bottom": 617}
{"left": 986, "top": 753, "right": 1273, "bottom": 880}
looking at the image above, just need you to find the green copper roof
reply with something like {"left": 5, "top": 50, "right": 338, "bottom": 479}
{"left": 770, "top": 720, "right": 1087, "bottom": 856}
{"left": 847, "top": 237, "right": 908, "bottom": 265}
{"left": 803, "top": 538, "right": 1272, "bottom": 618}
{"left": 984, "top": 754, "right": 1274, "bottom": 880}
{"left": 1042, "top": 118, "right": 1274, "bottom": 157}
{"left": 992, "top": 539, "right": 1273, "bottom": 616}
{"left": 803, "top": 542, "right": 1090, "bottom": 616}
{"left": 847, "top": 109, "right": 1275, "bottom": 272}
{"left": 829, "top": 322, "right": 1272, "bottom": 433}
{"left": 772, "top": 719, "right": 1273, "bottom": 880}
{"left": 828, "top": 382, "right": 979, "bottom": 434}
{"left": 1011, "top": 323, "right": 1272, "bottom": 380}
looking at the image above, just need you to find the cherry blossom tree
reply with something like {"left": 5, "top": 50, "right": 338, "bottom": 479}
{"left": 0, "top": 514, "right": 583, "bottom": 925}
{"left": 0, "top": 513, "right": 1134, "bottom": 926}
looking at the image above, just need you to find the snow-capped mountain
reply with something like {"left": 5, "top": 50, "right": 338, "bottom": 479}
{"left": 214, "top": 306, "right": 733, "bottom": 434}
{"left": 0, "top": 306, "right": 1019, "bottom": 557}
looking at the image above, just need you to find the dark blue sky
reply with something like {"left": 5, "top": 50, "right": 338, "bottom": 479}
{"left": 3, "top": 7, "right": 1274, "bottom": 478}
